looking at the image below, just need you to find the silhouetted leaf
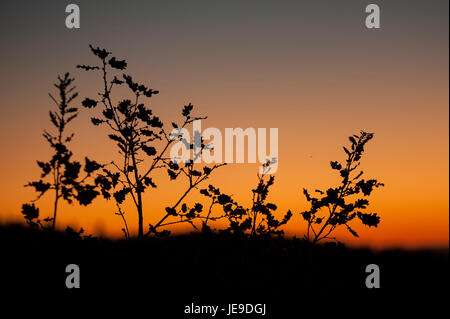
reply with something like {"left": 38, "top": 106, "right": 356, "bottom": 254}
{"left": 112, "top": 76, "right": 124, "bottom": 85}
{"left": 37, "top": 161, "right": 51, "bottom": 177}
{"left": 143, "top": 177, "right": 157, "bottom": 188}
{"left": 49, "top": 111, "right": 59, "bottom": 128}
{"left": 63, "top": 161, "right": 81, "bottom": 181}
{"left": 117, "top": 99, "right": 131, "bottom": 115}
{"left": 27, "top": 180, "right": 51, "bottom": 194}
{"left": 167, "top": 169, "right": 178, "bottom": 180}
{"left": 218, "top": 194, "right": 232, "bottom": 205}
{"left": 76, "top": 184, "right": 99, "bottom": 206}
{"left": 89, "top": 45, "right": 110, "bottom": 60}
{"left": 66, "top": 107, "right": 78, "bottom": 113}
{"left": 82, "top": 98, "right": 97, "bottom": 108}
{"left": 330, "top": 161, "right": 342, "bottom": 170}
{"left": 182, "top": 103, "right": 193, "bottom": 117}
{"left": 114, "top": 188, "right": 131, "bottom": 204}
{"left": 346, "top": 224, "right": 359, "bottom": 237}
{"left": 141, "top": 145, "right": 157, "bottom": 156}
{"left": 91, "top": 117, "right": 104, "bottom": 126}
{"left": 84, "top": 157, "right": 102, "bottom": 174}
{"left": 21, "top": 203, "right": 39, "bottom": 221}
{"left": 103, "top": 109, "right": 114, "bottom": 120}
{"left": 165, "top": 207, "right": 177, "bottom": 216}
{"left": 194, "top": 203, "right": 203, "bottom": 212}
{"left": 123, "top": 74, "right": 138, "bottom": 92}
{"left": 357, "top": 212, "right": 380, "bottom": 227}
{"left": 149, "top": 116, "right": 163, "bottom": 128}
{"left": 191, "top": 170, "right": 202, "bottom": 177}
{"left": 168, "top": 161, "right": 179, "bottom": 171}
{"left": 108, "top": 134, "right": 126, "bottom": 146}
{"left": 77, "top": 64, "right": 100, "bottom": 71}
{"left": 108, "top": 57, "right": 127, "bottom": 70}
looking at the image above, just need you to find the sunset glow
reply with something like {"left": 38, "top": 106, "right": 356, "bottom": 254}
{"left": 0, "top": 0, "right": 448, "bottom": 249}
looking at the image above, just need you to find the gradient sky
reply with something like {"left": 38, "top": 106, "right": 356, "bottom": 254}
{"left": 0, "top": 0, "right": 448, "bottom": 248}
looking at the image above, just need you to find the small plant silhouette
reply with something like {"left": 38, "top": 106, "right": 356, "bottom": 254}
{"left": 22, "top": 73, "right": 102, "bottom": 230}
{"left": 200, "top": 162, "right": 292, "bottom": 237}
{"left": 77, "top": 45, "right": 225, "bottom": 238}
{"left": 301, "top": 131, "right": 384, "bottom": 244}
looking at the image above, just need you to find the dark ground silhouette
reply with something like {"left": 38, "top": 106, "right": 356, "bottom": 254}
{"left": 0, "top": 223, "right": 447, "bottom": 317}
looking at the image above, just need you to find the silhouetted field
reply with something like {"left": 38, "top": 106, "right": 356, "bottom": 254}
{"left": 0, "top": 223, "right": 447, "bottom": 317}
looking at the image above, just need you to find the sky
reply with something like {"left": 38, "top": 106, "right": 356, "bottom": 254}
{"left": 0, "top": 0, "right": 448, "bottom": 249}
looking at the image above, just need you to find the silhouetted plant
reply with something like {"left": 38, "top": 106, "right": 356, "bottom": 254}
{"left": 200, "top": 162, "right": 292, "bottom": 237}
{"left": 22, "top": 73, "right": 102, "bottom": 230}
{"left": 301, "top": 131, "right": 384, "bottom": 244}
{"left": 77, "top": 45, "right": 225, "bottom": 238}
{"left": 145, "top": 159, "right": 226, "bottom": 237}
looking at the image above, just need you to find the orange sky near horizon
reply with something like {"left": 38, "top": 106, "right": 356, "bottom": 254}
{"left": 0, "top": 0, "right": 448, "bottom": 249}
